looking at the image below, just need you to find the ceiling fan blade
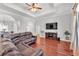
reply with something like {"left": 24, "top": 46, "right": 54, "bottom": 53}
{"left": 27, "top": 8, "right": 32, "bottom": 10}
{"left": 32, "top": 3, "right": 35, "bottom": 7}
{"left": 25, "top": 3, "right": 31, "bottom": 6}
{"left": 36, "top": 7, "right": 42, "bottom": 9}
{"left": 38, "top": 8, "right": 42, "bottom": 9}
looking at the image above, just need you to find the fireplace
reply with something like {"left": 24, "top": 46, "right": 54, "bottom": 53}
{"left": 45, "top": 32, "right": 60, "bottom": 41}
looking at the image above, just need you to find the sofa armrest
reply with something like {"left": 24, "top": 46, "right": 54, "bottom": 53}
{"left": 32, "top": 36, "right": 37, "bottom": 40}
{"left": 21, "top": 42, "right": 34, "bottom": 49}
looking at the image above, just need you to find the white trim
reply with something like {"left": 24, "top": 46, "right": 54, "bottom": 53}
{"left": 60, "top": 39, "right": 71, "bottom": 42}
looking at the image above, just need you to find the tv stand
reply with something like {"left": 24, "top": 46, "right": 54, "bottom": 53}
{"left": 45, "top": 32, "right": 60, "bottom": 41}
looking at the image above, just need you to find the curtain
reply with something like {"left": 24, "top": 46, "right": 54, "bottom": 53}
{"left": 70, "top": 4, "right": 79, "bottom": 56}
{"left": 70, "top": 16, "right": 77, "bottom": 50}
{"left": 76, "top": 12, "right": 79, "bottom": 55}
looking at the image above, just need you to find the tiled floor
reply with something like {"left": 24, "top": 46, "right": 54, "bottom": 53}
{"left": 31, "top": 36, "right": 73, "bottom": 56}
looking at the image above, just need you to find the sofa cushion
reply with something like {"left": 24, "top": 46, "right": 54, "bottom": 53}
{"left": 0, "top": 38, "right": 22, "bottom": 56}
{"left": 6, "top": 32, "right": 36, "bottom": 46}
{"left": 25, "top": 32, "right": 32, "bottom": 39}
{"left": 16, "top": 42, "right": 43, "bottom": 56}
{"left": 4, "top": 50, "right": 22, "bottom": 56}
{"left": 10, "top": 33, "right": 20, "bottom": 40}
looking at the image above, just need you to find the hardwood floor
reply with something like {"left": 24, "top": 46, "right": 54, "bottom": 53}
{"left": 31, "top": 36, "right": 73, "bottom": 56}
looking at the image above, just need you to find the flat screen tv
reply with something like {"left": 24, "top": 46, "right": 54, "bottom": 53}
{"left": 46, "top": 22, "right": 57, "bottom": 29}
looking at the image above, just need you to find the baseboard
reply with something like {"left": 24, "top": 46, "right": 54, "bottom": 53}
{"left": 60, "top": 39, "right": 71, "bottom": 42}
{"left": 73, "top": 50, "right": 79, "bottom": 56}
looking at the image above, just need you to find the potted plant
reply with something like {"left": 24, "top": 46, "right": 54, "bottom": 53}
{"left": 64, "top": 31, "right": 70, "bottom": 40}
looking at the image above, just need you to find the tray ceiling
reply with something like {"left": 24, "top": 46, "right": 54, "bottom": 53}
{"left": 0, "top": 3, "right": 73, "bottom": 18}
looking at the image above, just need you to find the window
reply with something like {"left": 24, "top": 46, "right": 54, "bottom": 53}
{"left": 0, "top": 23, "right": 8, "bottom": 32}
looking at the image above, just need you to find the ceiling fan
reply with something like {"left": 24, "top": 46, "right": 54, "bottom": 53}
{"left": 25, "top": 3, "right": 42, "bottom": 12}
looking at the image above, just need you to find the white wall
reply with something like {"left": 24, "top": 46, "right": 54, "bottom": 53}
{"left": 0, "top": 6, "right": 73, "bottom": 39}
{"left": 0, "top": 14, "right": 16, "bottom": 32}
{"left": 0, "top": 10, "right": 36, "bottom": 35}
{"left": 36, "top": 13, "right": 72, "bottom": 40}
{"left": 12, "top": 15, "right": 36, "bottom": 35}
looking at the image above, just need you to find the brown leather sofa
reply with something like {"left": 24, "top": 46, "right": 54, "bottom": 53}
{"left": 0, "top": 38, "right": 22, "bottom": 56}
{"left": 0, "top": 37, "right": 43, "bottom": 56}
{"left": 9, "top": 32, "right": 37, "bottom": 45}
{"left": 16, "top": 42, "right": 43, "bottom": 56}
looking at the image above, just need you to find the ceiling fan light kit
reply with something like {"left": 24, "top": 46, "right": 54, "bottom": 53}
{"left": 25, "top": 3, "right": 42, "bottom": 12}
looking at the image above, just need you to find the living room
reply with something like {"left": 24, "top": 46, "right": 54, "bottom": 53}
{"left": 0, "top": 3, "right": 79, "bottom": 56}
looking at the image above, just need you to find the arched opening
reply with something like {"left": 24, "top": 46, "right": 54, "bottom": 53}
{"left": 0, "top": 14, "right": 17, "bottom": 34}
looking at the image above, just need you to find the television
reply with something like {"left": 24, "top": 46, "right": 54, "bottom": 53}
{"left": 46, "top": 22, "right": 57, "bottom": 29}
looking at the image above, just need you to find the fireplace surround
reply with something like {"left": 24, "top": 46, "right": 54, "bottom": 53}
{"left": 45, "top": 32, "right": 60, "bottom": 41}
